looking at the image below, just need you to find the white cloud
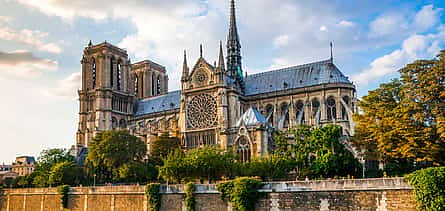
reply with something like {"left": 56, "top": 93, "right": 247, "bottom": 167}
{"left": 273, "top": 35, "right": 290, "bottom": 48}
{"left": 338, "top": 20, "right": 354, "bottom": 27}
{"left": 0, "top": 26, "right": 62, "bottom": 54}
{"left": 352, "top": 31, "right": 445, "bottom": 85}
{"left": 45, "top": 72, "right": 81, "bottom": 98}
{"left": 369, "top": 13, "right": 408, "bottom": 37}
{"left": 0, "top": 51, "right": 58, "bottom": 79}
{"left": 319, "top": 25, "right": 328, "bottom": 32}
{"left": 414, "top": 5, "right": 443, "bottom": 31}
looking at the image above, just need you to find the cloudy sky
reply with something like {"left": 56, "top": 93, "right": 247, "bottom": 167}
{"left": 1, "top": 0, "right": 445, "bottom": 163}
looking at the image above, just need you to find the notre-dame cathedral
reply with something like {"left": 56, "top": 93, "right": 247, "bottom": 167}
{"left": 76, "top": 0, "right": 357, "bottom": 162}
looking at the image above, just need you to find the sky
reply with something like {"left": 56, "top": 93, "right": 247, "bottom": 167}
{"left": 0, "top": 0, "right": 445, "bottom": 164}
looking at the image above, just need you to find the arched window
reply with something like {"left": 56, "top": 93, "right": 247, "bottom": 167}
{"left": 327, "top": 97, "right": 336, "bottom": 121}
{"left": 119, "top": 119, "right": 126, "bottom": 128}
{"left": 295, "top": 100, "right": 305, "bottom": 124}
{"left": 110, "top": 58, "right": 114, "bottom": 88}
{"left": 117, "top": 61, "right": 122, "bottom": 91}
{"left": 111, "top": 117, "right": 118, "bottom": 129}
{"left": 342, "top": 96, "right": 350, "bottom": 120}
{"left": 134, "top": 75, "right": 139, "bottom": 96}
{"left": 156, "top": 76, "right": 161, "bottom": 95}
{"left": 280, "top": 103, "right": 289, "bottom": 128}
{"left": 237, "top": 136, "right": 251, "bottom": 163}
{"left": 92, "top": 58, "right": 96, "bottom": 89}
{"left": 152, "top": 75, "right": 156, "bottom": 96}
{"left": 312, "top": 98, "right": 320, "bottom": 122}
{"left": 265, "top": 105, "right": 274, "bottom": 126}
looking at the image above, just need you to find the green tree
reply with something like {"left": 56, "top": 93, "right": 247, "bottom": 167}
{"left": 353, "top": 50, "right": 445, "bottom": 169}
{"left": 32, "top": 148, "right": 75, "bottom": 187}
{"left": 48, "top": 161, "right": 84, "bottom": 186}
{"left": 275, "top": 124, "right": 361, "bottom": 178}
{"left": 159, "top": 149, "right": 188, "bottom": 183}
{"left": 114, "top": 161, "right": 158, "bottom": 183}
{"left": 150, "top": 135, "right": 180, "bottom": 161}
{"left": 86, "top": 130, "right": 148, "bottom": 183}
{"left": 242, "top": 155, "right": 296, "bottom": 181}
{"left": 159, "top": 146, "right": 237, "bottom": 183}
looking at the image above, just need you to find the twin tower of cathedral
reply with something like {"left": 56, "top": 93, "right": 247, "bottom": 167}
{"left": 76, "top": 0, "right": 357, "bottom": 161}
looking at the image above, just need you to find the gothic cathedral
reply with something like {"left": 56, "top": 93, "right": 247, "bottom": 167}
{"left": 76, "top": 0, "right": 357, "bottom": 162}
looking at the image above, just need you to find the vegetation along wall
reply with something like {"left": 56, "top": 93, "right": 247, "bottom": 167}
{"left": 0, "top": 178, "right": 417, "bottom": 211}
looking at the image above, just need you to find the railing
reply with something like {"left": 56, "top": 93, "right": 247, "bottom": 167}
{"left": 3, "top": 178, "right": 412, "bottom": 195}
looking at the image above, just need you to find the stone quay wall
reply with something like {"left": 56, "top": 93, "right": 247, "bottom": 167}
{"left": 0, "top": 178, "right": 418, "bottom": 211}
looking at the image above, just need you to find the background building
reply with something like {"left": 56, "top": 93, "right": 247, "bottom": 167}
{"left": 11, "top": 156, "right": 35, "bottom": 176}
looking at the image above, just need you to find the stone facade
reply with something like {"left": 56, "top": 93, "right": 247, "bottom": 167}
{"left": 11, "top": 156, "right": 35, "bottom": 177}
{"left": 0, "top": 178, "right": 418, "bottom": 211}
{"left": 75, "top": 0, "right": 357, "bottom": 161}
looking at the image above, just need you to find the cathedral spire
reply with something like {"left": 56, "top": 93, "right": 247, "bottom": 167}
{"left": 181, "top": 50, "right": 189, "bottom": 82}
{"left": 200, "top": 44, "right": 203, "bottom": 58}
{"left": 227, "top": 0, "right": 242, "bottom": 83}
{"left": 218, "top": 41, "right": 225, "bottom": 72}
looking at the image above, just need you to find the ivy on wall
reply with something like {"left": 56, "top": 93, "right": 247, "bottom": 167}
{"left": 145, "top": 183, "right": 161, "bottom": 211}
{"left": 216, "top": 177, "right": 263, "bottom": 211}
{"left": 185, "top": 182, "right": 196, "bottom": 211}
{"left": 57, "top": 185, "right": 70, "bottom": 208}
{"left": 405, "top": 167, "right": 445, "bottom": 211}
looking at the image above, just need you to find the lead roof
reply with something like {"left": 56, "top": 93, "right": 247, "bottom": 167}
{"left": 134, "top": 60, "right": 352, "bottom": 116}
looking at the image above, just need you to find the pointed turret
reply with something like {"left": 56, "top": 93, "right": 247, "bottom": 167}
{"left": 218, "top": 41, "right": 225, "bottom": 72}
{"left": 227, "top": 0, "right": 242, "bottom": 80}
{"left": 181, "top": 50, "right": 189, "bottom": 82}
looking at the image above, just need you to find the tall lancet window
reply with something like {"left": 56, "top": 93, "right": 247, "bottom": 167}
{"left": 134, "top": 75, "right": 139, "bottom": 96}
{"left": 117, "top": 61, "right": 122, "bottom": 90}
{"left": 342, "top": 96, "right": 350, "bottom": 120}
{"left": 92, "top": 58, "right": 96, "bottom": 89}
{"left": 280, "top": 103, "right": 289, "bottom": 129}
{"left": 266, "top": 105, "right": 274, "bottom": 127}
{"left": 295, "top": 100, "right": 305, "bottom": 124}
{"left": 327, "top": 97, "right": 337, "bottom": 121}
{"left": 152, "top": 75, "right": 156, "bottom": 96}
{"left": 110, "top": 58, "right": 114, "bottom": 88}
{"left": 312, "top": 98, "right": 321, "bottom": 124}
{"left": 237, "top": 137, "right": 251, "bottom": 163}
{"left": 156, "top": 76, "right": 161, "bottom": 95}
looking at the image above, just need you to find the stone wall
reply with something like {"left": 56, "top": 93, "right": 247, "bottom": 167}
{"left": 0, "top": 178, "right": 418, "bottom": 211}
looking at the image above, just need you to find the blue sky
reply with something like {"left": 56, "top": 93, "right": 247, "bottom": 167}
{"left": 0, "top": 0, "right": 444, "bottom": 163}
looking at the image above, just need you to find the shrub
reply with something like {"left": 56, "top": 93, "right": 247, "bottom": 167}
{"left": 405, "top": 167, "right": 445, "bottom": 211}
{"left": 216, "top": 177, "right": 263, "bottom": 211}
{"left": 185, "top": 182, "right": 195, "bottom": 211}
{"left": 57, "top": 185, "right": 70, "bottom": 208}
{"left": 145, "top": 183, "right": 161, "bottom": 211}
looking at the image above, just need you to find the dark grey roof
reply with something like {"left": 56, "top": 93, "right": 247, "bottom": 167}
{"left": 244, "top": 59, "right": 352, "bottom": 96}
{"left": 236, "top": 107, "right": 267, "bottom": 127}
{"left": 135, "top": 90, "right": 181, "bottom": 116}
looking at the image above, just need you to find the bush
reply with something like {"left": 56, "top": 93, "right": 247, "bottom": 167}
{"left": 185, "top": 182, "right": 195, "bottom": 211}
{"left": 217, "top": 177, "right": 263, "bottom": 211}
{"left": 145, "top": 183, "right": 161, "bottom": 211}
{"left": 57, "top": 185, "right": 70, "bottom": 208}
{"left": 405, "top": 167, "right": 445, "bottom": 211}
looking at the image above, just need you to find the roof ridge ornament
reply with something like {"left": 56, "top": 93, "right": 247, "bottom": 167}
{"left": 330, "top": 41, "right": 334, "bottom": 63}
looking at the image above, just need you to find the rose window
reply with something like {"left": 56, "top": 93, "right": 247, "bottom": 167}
{"left": 193, "top": 69, "right": 208, "bottom": 86}
{"left": 187, "top": 94, "right": 217, "bottom": 129}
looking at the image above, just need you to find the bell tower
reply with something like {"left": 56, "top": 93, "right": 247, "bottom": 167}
{"left": 76, "top": 41, "right": 134, "bottom": 147}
